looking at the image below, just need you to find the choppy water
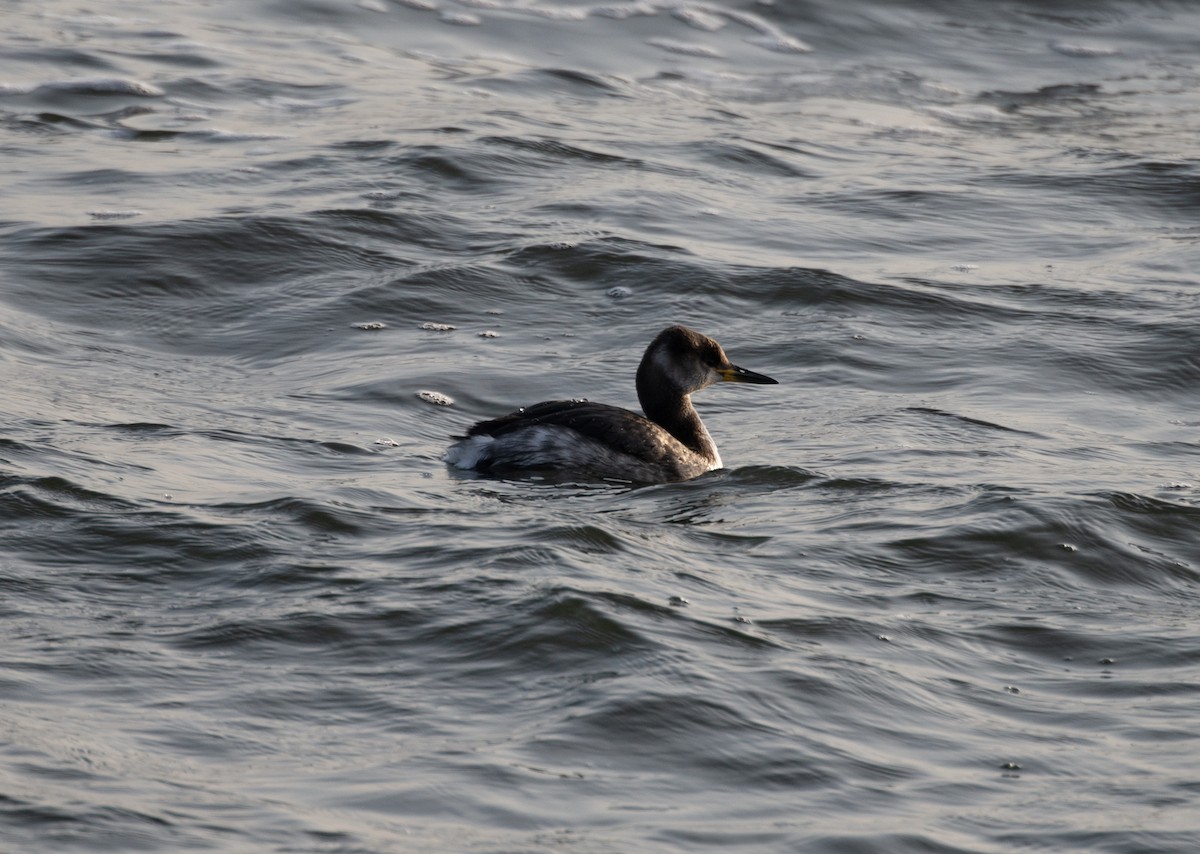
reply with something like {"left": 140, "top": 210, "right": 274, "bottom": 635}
{"left": 3, "top": 0, "right": 1199, "bottom": 851}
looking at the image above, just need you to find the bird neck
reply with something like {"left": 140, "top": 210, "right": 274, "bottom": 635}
{"left": 638, "top": 384, "right": 717, "bottom": 461}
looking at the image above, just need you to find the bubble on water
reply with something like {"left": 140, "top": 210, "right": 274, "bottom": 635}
{"left": 671, "top": 7, "right": 725, "bottom": 31}
{"left": 88, "top": 209, "right": 143, "bottom": 219}
{"left": 606, "top": 286, "right": 632, "bottom": 299}
{"left": 952, "top": 263, "right": 978, "bottom": 272}
{"left": 351, "top": 321, "right": 387, "bottom": 330}
{"left": 375, "top": 437, "right": 400, "bottom": 447}
{"left": 746, "top": 34, "right": 811, "bottom": 53}
{"left": 1050, "top": 40, "right": 1119, "bottom": 58}
{"left": 478, "top": 330, "right": 500, "bottom": 338}
{"left": 592, "top": 2, "right": 657, "bottom": 20}
{"left": 420, "top": 322, "right": 456, "bottom": 331}
{"left": 440, "top": 11, "right": 481, "bottom": 25}
{"left": 648, "top": 38, "right": 724, "bottom": 58}
{"left": 198, "top": 130, "right": 285, "bottom": 143}
{"left": 417, "top": 390, "right": 454, "bottom": 406}
{"left": 526, "top": 5, "right": 591, "bottom": 20}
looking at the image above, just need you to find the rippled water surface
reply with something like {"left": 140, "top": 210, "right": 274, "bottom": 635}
{"left": 3, "top": 0, "right": 1199, "bottom": 851}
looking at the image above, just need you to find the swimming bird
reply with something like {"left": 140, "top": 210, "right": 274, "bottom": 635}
{"left": 444, "top": 325, "right": 778, "bottom": 482}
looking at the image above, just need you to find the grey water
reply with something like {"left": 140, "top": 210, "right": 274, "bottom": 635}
{"left": 2, "top": 0, "right": 1199, "bottom": 851}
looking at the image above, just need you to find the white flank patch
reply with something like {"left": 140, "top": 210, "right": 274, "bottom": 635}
{"left": 444, "top": 435, "right": 494, "bottom": 469}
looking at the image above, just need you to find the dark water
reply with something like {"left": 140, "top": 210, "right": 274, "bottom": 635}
{"left": 3, "top": 0, "right": 1199, "bottom": 851}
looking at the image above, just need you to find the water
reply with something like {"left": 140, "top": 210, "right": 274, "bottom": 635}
{"left": 2, "top": 0, "right": 1199, "bottom": 851}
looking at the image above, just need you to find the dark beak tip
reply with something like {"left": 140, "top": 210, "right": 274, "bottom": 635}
{"left": 731, "top": 365, "right": 778, "bottom": 385}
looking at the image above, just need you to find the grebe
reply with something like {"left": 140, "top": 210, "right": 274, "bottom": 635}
{"left": 444, "top": 325, "right": 778, "bottom": 482}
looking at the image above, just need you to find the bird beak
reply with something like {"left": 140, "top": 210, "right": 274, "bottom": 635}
{"left": 719, "top": 364, "right": 778, "bottom": 384}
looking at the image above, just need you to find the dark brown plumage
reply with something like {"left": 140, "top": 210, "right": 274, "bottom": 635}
{"left": 444, "top": 326, "right": 778, "bottom": 482}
